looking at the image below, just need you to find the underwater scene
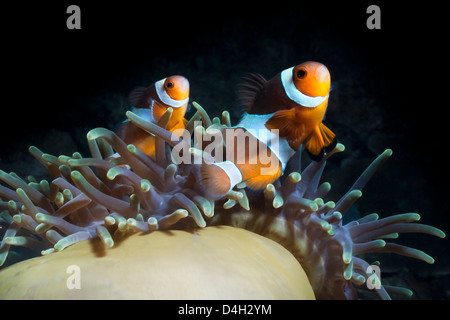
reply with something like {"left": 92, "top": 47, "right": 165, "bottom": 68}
{"left": 1, "top": 1, "right": 449, "bottom": 302}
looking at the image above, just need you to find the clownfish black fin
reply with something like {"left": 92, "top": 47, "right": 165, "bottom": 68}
{"left": 306, "top": 148, "right": 325, "bottom": 162}
{"left": 128, "top": 87, "right": 147, "bottom": 108}
{"left": 238, "top": 73, "right": 267, "bottom": 112}
{"left": 305, "top": 123, "right": 337, "bottom": 161}
{"left": 116, "top": 121, "right": 130, "bottom": 140}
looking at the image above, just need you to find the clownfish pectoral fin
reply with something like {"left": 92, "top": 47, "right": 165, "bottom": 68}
{"left": 305, "top": 123, "right": 337, "bottom": 161}
{"left": 244, "top": 165, "right": 283, "bottom": 191}
{"left": 168, "top": 118, "right": 188, "bottom": 134}
{"left": 128, "top": 87, "right": 148, "bottom": 108}
{"left": 265, "top": 108, "right": 305, "bottom": 144}
{"left": 238, "top": 73, "right": 267, "bottom": 112}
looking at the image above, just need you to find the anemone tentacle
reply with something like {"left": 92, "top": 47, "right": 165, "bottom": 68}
{"left": 0, "top": 103, "right": 445, "bottom": 300}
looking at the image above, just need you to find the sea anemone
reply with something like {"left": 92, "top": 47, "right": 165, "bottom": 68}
{"left": 0, "top": 102, "right": 445, "bottom": 299}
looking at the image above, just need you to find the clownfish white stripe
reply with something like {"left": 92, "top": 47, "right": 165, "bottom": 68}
{"left": 155, "top": 78, "right": 189, "bottom": 108}
{"left": 281, "top": 67, "right": 328, "bottom": 108}
{"left": 212, "top": 161, "right": 243, "bottom": 193}
{"left": 236, "top": 113, "right": 295, "bottom": 171}
{"left": 121, "top": 106, "right": 156, "bottom": 125}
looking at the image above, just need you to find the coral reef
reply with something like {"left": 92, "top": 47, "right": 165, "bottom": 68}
{"left": 0, "top": 102, "right": 445, "bottom": 299}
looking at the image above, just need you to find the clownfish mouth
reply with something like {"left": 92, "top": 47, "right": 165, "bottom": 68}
{"left": 155, "top": 78, "right": 189, "bottom": 108}
{"left": 281, "top": 67, "right": 328, "bottom": 108}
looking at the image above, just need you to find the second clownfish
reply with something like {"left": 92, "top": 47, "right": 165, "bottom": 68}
{"left": 117, "top": 75, "right": 190, "bottom": 157}
{"left": 200, "top": 61, "right": 337, "bottom": 197}
{"left": 241, "top": 61, "right": 336, "bottom": 159}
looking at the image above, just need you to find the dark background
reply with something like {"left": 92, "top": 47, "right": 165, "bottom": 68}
{"left": 1, "top": 1, "right": 449, "bottom": 299}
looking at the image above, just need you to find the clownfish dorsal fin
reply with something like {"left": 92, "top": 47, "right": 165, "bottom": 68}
{"left": 128, "top": 86, "right": 148, "bottom": 108}
{"left": 238, "top": 73, "right": 267, "bottom": 112}
{"left": 265, "top": 108, "right": 305, "bottom": 148}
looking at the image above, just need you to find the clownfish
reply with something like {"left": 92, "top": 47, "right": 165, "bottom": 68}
{"left": 117, "top": 75, "right": 190, "bottom": 156}
{"left": 200, "top": 61, "right": 336, "bottom": 197}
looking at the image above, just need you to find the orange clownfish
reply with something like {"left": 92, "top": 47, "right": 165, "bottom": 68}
{"left": 200, "top": 61, "right": 337, "bottom": 198}
{"left": 117, "top": 75, "right": 190, "bottom": 157}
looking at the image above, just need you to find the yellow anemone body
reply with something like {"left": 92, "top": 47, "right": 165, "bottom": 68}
{"left": 0, "top": 226, "right": 315, "bottom": 300}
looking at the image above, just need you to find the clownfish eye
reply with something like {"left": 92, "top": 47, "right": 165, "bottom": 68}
{"left": 166, "top": 81, "right": 174, "bottom": 89}
{"left": 296, "top": 69, "right": 307, "bottom": 79}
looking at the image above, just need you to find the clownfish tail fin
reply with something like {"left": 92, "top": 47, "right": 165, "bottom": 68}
{"left": 200, "top": 163, "right": 232, "bottom": 199}
{"left": 305, "top": 123, "right": 337, "bottom": 161}
{"left": 238, "top": 73, "right": 267, "bottom": 112}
